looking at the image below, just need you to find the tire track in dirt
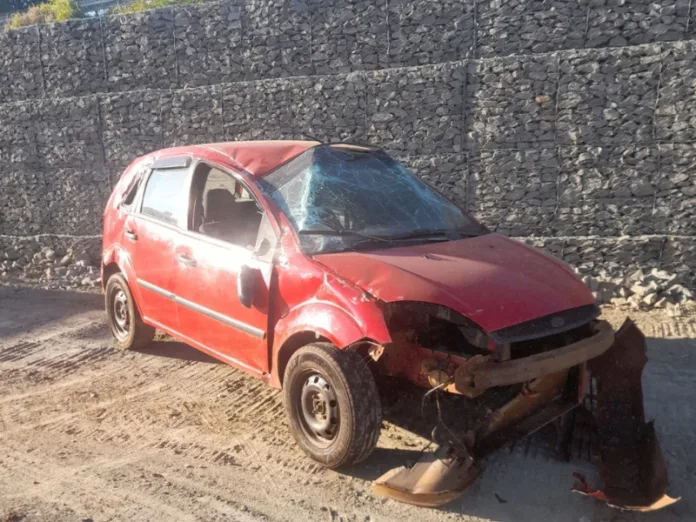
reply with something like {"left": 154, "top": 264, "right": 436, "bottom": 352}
{"left": 1, "top": 445, "right": 203, "bottom": 522}
{"left": 0, "top": 341, "right": 41, "bottom": 362}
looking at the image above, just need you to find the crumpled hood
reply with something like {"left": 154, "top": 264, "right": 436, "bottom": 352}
{"left": 313, "top": 234, "right": 595, "bottom": 333}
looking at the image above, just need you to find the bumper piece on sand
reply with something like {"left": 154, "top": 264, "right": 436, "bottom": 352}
{"left": 372, "top": 319, "right": 679, "bottom": 511}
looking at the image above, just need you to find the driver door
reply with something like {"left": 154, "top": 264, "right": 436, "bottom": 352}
{"left": 173, "top": 163, "right": 276, "bottom": 375}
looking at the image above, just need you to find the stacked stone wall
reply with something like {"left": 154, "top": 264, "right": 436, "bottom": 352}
{"left": 5, "top": 1, "right": 696, "bottom": 104}
{"left": 1, "top": 1, "right": 695, "bottom": 288}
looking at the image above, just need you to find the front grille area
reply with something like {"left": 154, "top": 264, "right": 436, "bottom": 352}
{"left": 510, "top": 322, "right": 593, "bottom": 360}
{"left": 489, "top": 304, "right": 600, "bottom": 345}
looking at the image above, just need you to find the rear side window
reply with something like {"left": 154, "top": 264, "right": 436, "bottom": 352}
{"left": 140, "top": 167, "right": 189, "bottom": 226}
{"left": 122, "top": 176, "right": 141, "bottom": 207}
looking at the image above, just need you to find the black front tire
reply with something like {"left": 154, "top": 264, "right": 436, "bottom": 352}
{"left": 283, "top": 343, "right": 382, "bottom": 468}
{"left": 105, "top": 273, "right": 155, "bottom": 350}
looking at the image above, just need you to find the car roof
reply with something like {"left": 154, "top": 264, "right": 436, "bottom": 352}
{"left": 149, "top": 140, "right": 375, "bottom": 178}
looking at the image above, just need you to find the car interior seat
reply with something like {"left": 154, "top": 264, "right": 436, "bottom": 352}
{"left": 199, "top": 189, "right": 263, "bottom": 247}
{"left": 199, "top": 188, "right": 237, "bottom": 242}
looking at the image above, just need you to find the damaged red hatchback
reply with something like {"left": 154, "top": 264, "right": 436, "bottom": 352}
{"left": 102, "top": 141, "right": 677, "bottom": 510}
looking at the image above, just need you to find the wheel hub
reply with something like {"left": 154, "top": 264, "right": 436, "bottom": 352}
{"left": 300, "top": 374, "right": 339, "bottom": 442}
{"left": 112, "top": 289, "right": 130, "bottom": 340}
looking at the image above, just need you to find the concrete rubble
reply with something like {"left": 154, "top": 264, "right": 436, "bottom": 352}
{"left": 579, "top": 267, "right": 694, "bottom": 313}
{"left": 0, "top": 240, "right": 101, "bottom": 291}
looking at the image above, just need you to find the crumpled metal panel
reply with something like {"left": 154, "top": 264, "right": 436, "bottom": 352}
{"left": 576, "top": 318, "right": 679, "bottom": 510}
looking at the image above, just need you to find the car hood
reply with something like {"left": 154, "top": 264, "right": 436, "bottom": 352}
{"left": 313, "top": 234, "right": 595, "bottom": 333}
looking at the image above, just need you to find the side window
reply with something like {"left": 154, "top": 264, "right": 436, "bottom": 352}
{"left": 140, "top": 167, "right": 189, "bottom": 226}
{"left": 119, "top": 166, "right": 147, "bottom": 209}
{"left": 123, "top": 178, "right": 141, "bottom": 206}
{"left": 190, "top": 164, "right": 264, "bottom": 249}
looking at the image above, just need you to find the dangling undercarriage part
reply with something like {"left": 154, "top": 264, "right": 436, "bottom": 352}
{"left": 372, "top": 317, "right": 679, "bottom": 511}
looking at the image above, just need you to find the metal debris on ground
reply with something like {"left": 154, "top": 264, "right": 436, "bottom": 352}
{"left": 372, "top": 319, "right": 679, "bottom": 512}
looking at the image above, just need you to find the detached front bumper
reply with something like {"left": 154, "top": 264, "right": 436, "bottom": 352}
{"left": 372, "top": 319, "right": 678, "bottom": 511}
{"left": 457, "top": 320, "right": 614, "bottom": 392}
{"left": 410, "top": 320, "right": 614, "bottom": 399}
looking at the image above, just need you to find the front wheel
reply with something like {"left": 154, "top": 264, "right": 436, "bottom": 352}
{"left": 105, "top": 273, "right": 155, "bottom": 350}
{"left": 283, "top": 343, "right": 382, "bottom": 468}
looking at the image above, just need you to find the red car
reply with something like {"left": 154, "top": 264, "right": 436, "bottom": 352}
{"left": 102, "top": 141, "right": 673, "bottom": 510}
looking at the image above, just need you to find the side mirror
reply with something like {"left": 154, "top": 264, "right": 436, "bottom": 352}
{"left": 237, "top": 264, "right": 260, "bottom": 308}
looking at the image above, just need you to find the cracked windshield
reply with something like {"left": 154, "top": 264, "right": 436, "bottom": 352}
{"left": 258, "top": 145, "right": 486, "bottom": 254}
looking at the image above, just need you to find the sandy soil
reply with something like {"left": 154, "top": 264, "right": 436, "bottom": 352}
{"left": 0, "top": 284, "right": 694, "bottom": 522}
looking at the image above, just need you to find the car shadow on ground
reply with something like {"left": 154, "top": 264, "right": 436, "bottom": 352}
{"left": 134, "top": 338, "right": 224, "bottom": 364}
{"left": 0, "top": 284, "right": 104, "bottom": 338}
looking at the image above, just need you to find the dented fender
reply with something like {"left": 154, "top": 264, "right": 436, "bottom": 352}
{"left": 274, "top": 300, "right": 387, "bottom": 349}
{"left": 270, "top": 299, "right": 391, "bottom": 387}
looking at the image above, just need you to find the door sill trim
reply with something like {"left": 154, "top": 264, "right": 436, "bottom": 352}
{"left": 137, "top": 278, "right": 265, "bottom": 339}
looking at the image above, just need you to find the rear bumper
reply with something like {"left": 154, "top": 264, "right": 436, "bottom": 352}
{"left": 455, "top": 320, "right": 615, "bottom": 394}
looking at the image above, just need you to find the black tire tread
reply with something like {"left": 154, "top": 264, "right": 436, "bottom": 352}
{"left": 105, "top": 273, "right": 155, "bottom": 350}
{"left": 284, "top": 342, "right": 381, "bottom": 468}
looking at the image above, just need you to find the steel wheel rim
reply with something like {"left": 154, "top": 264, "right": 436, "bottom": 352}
{"left": 297, "top": 372, "right": 339, "bottom": 447}
{"left": 112, "top": 289, "right": 130, "bottom": 341}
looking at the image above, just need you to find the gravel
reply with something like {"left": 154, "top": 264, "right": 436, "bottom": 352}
{"left": 0, "top": 237, "right": 101, "bottom": 291}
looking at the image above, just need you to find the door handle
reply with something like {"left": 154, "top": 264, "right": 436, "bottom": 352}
{"left": 125, "top": 230, "right": 138, "bottom": 241}
{"left": 176, "top": 253, "right": 197, "bottom": 268}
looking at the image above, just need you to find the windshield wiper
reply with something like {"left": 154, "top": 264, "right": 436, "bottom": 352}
{"left": 384, "top": 229, "right": 468, "bottom": 241}
{"left": 298, "top": 227, "right": 392, "bottom": 243}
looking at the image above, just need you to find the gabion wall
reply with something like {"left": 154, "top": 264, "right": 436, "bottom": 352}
{"left": 3, "top": 0, "right": 696, "bottom": 103}
{"left": 1, "top": 0, "right": 695, "bottom": 288}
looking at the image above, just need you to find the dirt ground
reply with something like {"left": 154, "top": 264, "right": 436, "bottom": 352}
{"left": 0, "top": 285, "right": 694, "bottom": 522}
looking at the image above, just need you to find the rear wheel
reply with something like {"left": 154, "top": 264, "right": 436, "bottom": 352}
{"left": 283, "top": 343, "right": 382, "bottom": 468}
{"left": 105, "top": 273, "right": 154, "bottom": 350}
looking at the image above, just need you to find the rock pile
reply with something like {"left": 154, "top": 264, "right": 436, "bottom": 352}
{"left": 2, "top": 234, "right": 692, "bottom": 310}
{"left": 580, "top": 267, "right": 694, "bottom": 314}
{"left": 1, "top": 244, "right": 101, "bottom": 290}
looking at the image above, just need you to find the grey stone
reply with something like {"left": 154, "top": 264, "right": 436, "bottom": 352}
{"left": 643, "top": 292, "right": 658, "bottom": 306}
{"left": 666, "top": 303, "right": 683, "bottom": 317}
{"left": 588, "top": 278, "right": 599, "bottom": 292}
{"left": 654, "top": 297, "right": 668, "bottom": 308}
{"left": 603, "top": 108, "right": 620, "bottom": 120}
{"left": 631, "top": 281, "right": 658, "bottom": 297}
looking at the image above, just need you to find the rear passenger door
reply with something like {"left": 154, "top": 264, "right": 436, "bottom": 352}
{"left": 126, "top": 165, "right": 190, "bottom": 333}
